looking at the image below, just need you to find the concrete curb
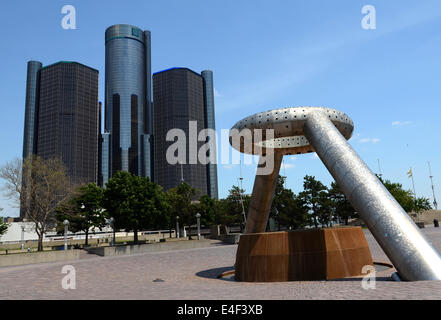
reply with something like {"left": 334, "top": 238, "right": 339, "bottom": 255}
{"left": 85, "top": 239, "right": 214, "bottom": 257}
{"left": 0, "top": 250, "right": 81, "bottom": 267}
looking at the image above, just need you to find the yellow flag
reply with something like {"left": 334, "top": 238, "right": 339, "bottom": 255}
{"left": 407, "top": 168, "right": 413, "bottom": 178}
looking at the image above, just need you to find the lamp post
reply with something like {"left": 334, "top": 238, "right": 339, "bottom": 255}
{"left": 21, "top": 225, "right": 25, "bottom": 250}
{"left": 80, "top": 204, "right": 86, "bottom": 244}
{"left": 108, "top": 217, "right": 115, "bottom": 246}
{"left": 196, "top": 213, "right": 201, "bottom": 240}
{"left": 176, "top": 216, "right": 180, "bottom": 238}
{"left": 63, "top": 219, "right": 69, "bottom": 251}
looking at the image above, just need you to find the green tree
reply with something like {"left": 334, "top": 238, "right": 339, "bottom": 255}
{"left": 328, "top": 181, "right": 357, "bottom": 225}
{"left": 103, "top": 171, "right": 169, "bottom": 244}
{"left": 220, "top": 185, "right": 250, "bottom": 232}
{"left": 380, "top": 178, "right": 415, "bottom": 213}
{"left": 270, "top": 176, "right": 309, "bottom": 230}
{"left": 298, "top": 175, "right": 328, "bottom": 228}
{"left": 56, "top": 183, "right": 106, "bottom": 246}
{"left": 0, "top": 156, "right": 74, "bottom": 251}
{"left": 379, "top": 177, "right": 432, "bottom": 214}
{"left": 0, "top": 208, "right": 9, "bottom": 236}
{"left": 167, "top": 182, "right": 199, "bottom": 238}
{"left": 412, "top": 197, "right": 432, "bottom": 214}
{"left": 196, "top": 195, "right": 216, "bottom": 226}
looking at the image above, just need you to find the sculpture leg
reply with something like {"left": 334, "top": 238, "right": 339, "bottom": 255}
{"left": 304, "top": 112, "right": 441, "bottom": 281}
{"left": 245, "top": 151, "right": 283, "bottom": 234}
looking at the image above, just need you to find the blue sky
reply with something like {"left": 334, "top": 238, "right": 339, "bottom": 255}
{"left": 1, "top": 0, "right": 441, "bottom": 217}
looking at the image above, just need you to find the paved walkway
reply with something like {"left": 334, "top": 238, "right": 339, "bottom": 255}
{"left": 1, "top": 227, "right": 441, "bottom": 300}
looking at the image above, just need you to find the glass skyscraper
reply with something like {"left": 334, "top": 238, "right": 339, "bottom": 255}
{"left": 36, "top": 62, "right": 100, "bottom": 185}
{"left": 153, "top": 68, "right": 218, "bottom": 198}
{"left": 100, "top": 131, "right": 110, "bottom": 186}
{"left": 201, "top": 70, "right": 219, "bottom": 199}
{"left": 22, "top": 61, "right": 42, "bottom": 160}
{"left": 21, "top": 61, "right": 100, "bottom": 219}
{"left": 105, "top": 24, "right": 153, "bottom": 179}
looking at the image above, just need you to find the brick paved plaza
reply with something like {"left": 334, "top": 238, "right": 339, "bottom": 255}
{"left": 1, "top": 227, "right": 441, "bottom": 300}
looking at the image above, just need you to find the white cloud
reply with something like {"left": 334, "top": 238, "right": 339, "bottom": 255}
{"left": 281, "top": 163, "right": 295, "bottom": 169}
{"left": 214, "top": 88, "right": 222, "bottom": 98}
{"left": 392, "top": 121, "right": 412, "bottom": 126}
{"left": 359, "top": 138, "right": 380, "bottom": 144}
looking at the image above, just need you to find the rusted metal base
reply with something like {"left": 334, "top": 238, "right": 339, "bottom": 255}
{"left": 235, "top": 227, "right": 373, "bottom": 282}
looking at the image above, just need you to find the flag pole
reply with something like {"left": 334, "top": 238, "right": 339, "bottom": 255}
{"left": 409, "top": 167, "right": 416, "bottom": 197}
{"left": 428, "top": 161, "right": 438, "bottom": 210}
{"left": 377, "top": 158, "right": 383, "bottom": 178}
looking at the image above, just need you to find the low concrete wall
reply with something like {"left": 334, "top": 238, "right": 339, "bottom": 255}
{"left": 86, "top": 239, "right": 214, "bottom": 257}
{"left": 411, "top": 210, "right": 441, "bottom": 225}
{"left": 220, "top": 234, "right": 241, "bottom": 244}
{"left": 0, "top": 250, "right": 81, "bottom": 267}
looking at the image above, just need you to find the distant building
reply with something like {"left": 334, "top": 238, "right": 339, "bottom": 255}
{"left": 22, "top": 61, "right": 43, "bottom": 161}
{"left": 201, "top": 70, "right": 219, "bottom": 199}
{"left": 100, "top": 131, "right": 110, "bottom": 186}
{"left": 153, "top": 67, "right": 218, "bottom": 198}
{"left": 104, "top": 24, "right": 153, "bottom": 179}
{"left": 21, "top": 61, "right": 100, "bottom": 219}
{"left": 36, "top": 61, "right": 100, "bottom": 185}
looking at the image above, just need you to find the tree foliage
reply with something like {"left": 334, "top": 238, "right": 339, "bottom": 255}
{"left": 298, "top": 175, "right": 329, "bottom": 228}
{"left": 0, "top": 156, "right": 74, "bottom": 251}
{"left": 219, "top": 185, "right": 250, "bottom": 228}
{"left": 270, "top": 176, "right": 309, "bottom": 230}
{"left": 56, "top": 183, "right": 107, "bottom": 245}
{"left": 103, "top": 171, "right": 169, "bottom": 244}
{"left": 379, "top": 177, "right": 432, "bottom": 213}
{"left": 328, "top": 182, "right": 357, "bottom": 225}
{"left": 0, "top": 208, "right": 9, "bottom": 236}
{"left": 166, "top": 182, "right": 201, "bottom": 239}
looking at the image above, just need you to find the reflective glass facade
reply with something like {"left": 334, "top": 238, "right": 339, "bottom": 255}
{"left": 36, "top": 62, "right": 99, "bottom": 185}
{"left": 105, "top": 24, "right": 152, "bottom": 178}
{"left": 22, "top": 61, "right": 42, "bottom": 159}
{"left": 21, "top": 61, "right": 42, "bottom": 219}
{"left": 153, "top": 68, "right": 212, "bottom": 196}
{"left": 201, "top": 70, "right": 219, "bottom": 199}
{"left": 101, "top": 132, "right": 110, "bottom": 186}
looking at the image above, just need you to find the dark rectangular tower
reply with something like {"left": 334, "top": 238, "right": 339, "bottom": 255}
{"left": 153, "top": 67, "right": 218, "bottom": 196}
{"left": 36, "top": 61, "right": 99, "bottom": 185}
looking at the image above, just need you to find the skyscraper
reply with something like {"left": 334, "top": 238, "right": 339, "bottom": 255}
{"left": 201, "top": 70, "right": 219, "bottom": 199}
{"left": 35, "top": 61, "right": 100, "bottom": 185}
{"left": 104, "top": 24, "right": 153, "bottom": 179}
{"left": 153, "top": 67, "right": 218, "bottom": 198}
{"left": 22, "top": 61, "right": 42, "bottom": 161}
{"left": 21, "top": 60, "right": 100, "bottom": 218}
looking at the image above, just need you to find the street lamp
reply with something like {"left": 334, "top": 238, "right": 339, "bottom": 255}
{"left": 80, "top": 204, "right": 86, "bottom": 243}
{"left": 63, "top": 219, "right": 69, "bottom": 251}
{"left": 196, "top": 213, "right": 201, "bottom": 240}
{"left": 176, "top": 216, "right": 180, "bottom": 238}
{"left": 21, "top": 225, "right": 25, "bottom": 250}
{"left": 108, "top": 217, "right": 115, "bottom": 246}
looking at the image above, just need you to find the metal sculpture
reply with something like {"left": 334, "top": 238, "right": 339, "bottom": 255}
{"left": 229, "top": 107, "right": 441, "bottom": 281}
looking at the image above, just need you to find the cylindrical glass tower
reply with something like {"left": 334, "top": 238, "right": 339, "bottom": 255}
{"left": 105, "top": 24, "right": 152, "bottom": 178}
{"left": 201, "top": 70, "right": 219, "bottom": 199}
{"left": 23, "top": 60, "right": 42, "bottom": 159}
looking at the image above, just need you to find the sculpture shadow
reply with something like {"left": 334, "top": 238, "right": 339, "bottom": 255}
{"left": 196, "top": 266, "right": 235, "bottom": 282}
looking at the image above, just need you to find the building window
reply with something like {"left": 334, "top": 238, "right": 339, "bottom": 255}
{"left": 132, "top": 28, "right": 140, "bottom": 37}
